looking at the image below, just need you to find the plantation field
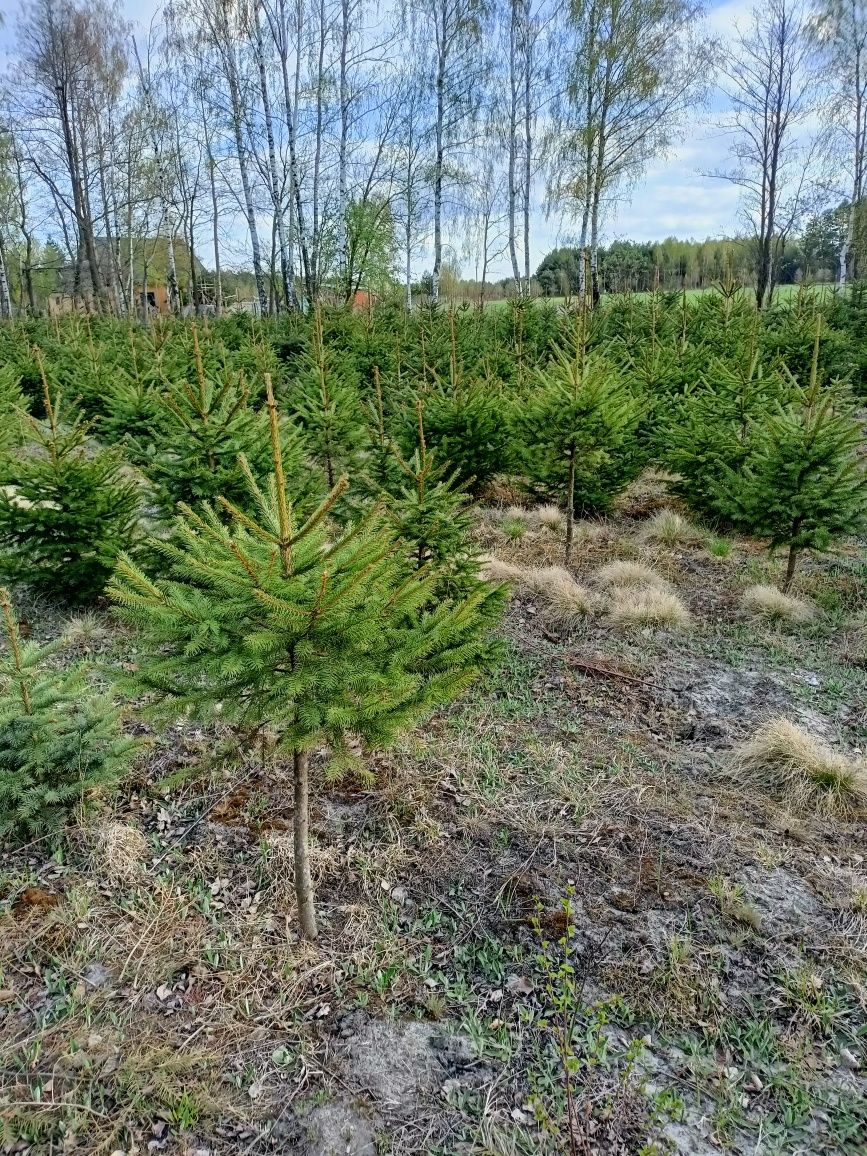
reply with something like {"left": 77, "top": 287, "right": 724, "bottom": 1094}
{"left": 480, "top": 282, "right": 841, "bottom": 310}
{"left": 0, "top": 293, "right": 865, "bottom": 1154}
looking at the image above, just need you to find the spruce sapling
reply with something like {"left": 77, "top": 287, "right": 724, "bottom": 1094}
{"left": 290, "top": 304, "right": 365, "bottom": 492}
{"left": 387, "top": 399, "right": 482, "bottom": 598}
{"left": 0, "top": 590, "right": 135, "bottom": 840}
{"left": 717, "top": 325, "right": 867, "bottom": 591}
{"left": 109, "top": 378, "right": 501, "bottom": 940}
{"left": 511, "top": 320, "right": 642, "bottom": 562}
{"left": 144, "top": 325, "right": 294, "bottom": 516}
{"left": 0, "top": 376, "right": 139, "bottom": 605}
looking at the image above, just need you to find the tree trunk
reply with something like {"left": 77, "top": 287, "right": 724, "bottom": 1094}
{"left": 432, "top": 11, "right": 446, "bottom": 305}
{"left": 507, "top": 0, "right": 521, "bottom": 294}
{"left": 254, "top": 0, "right": 293, "bottom": 310}
{"left": 166, "top": 224, "right": 181, "bottom": 314}
{"left": 293, "top": 749, "right": 318, "bottom": 940}
{"left": 565, "top": 445, "right": 576, "bottom": 564}
{"left": 336, "top": 0, "right": 351, "bottom": 296}
{"left": 782, "top": 543, "right": 799, "bottom": 592}
{"left": 0, "top": 241, "right": 12, "bottom": 319}
{"left": 224, "top": 42, "right": 268, "bottom": 316}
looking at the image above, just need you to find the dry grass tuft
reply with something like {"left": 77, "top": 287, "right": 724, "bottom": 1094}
{"left": 480, "top": 554, "right": 526, "bottom": 584}
{"left": 92, "top": 821, "right": 150, "bottom": 882}
{"left": 741, "top": 584, "right": 817, "bottom": 624}
{"left": 524, "top": 566, "right": 596, "bottom": 623}
{"left": 534, "top": 504, "right": 565, "bottom": 532}
{"left": 609, "top": 587, "right": 691, "bottom": 629}
{"left": 732, "top": 718, "right": 867, "bottom": 818}
{"left": 61, "top": 611, "right": 112, "bottom": 651}
{"left": 595, "top": 560, "right": 671, "bottom": 591}
{"left": 640, "top": 508, "right": 701, "bottom": 546}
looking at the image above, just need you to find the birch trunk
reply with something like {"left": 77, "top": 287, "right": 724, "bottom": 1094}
{"left": 432, "top": 14, "right": 446, "bottom": 305}
{"left": 507, "top": 0, "right": 521, "bottom": 294}
{"left": 522, "top": 19, "right": 533, "bottom": 295}
{"left": 0, "top": 242, "right": 12, "bottom": 319}
{"left": 336, "top": 0, "right": 351, "bottom": 296}
{"left": 254, "top": 0, "right": 293, "bottom": 310}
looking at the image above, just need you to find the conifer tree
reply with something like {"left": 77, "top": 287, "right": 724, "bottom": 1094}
{"left": 0, "top": 590, "right": 135, "bottom": 840}
{"left": 511, "top": 325, "right": 643, "bottom": 561}
{"left": 717, "top": 330, "right": 867, "bottom": 590}
{"left": 144, "top": 327, "right": 306, "bottom": 517}
{"left": 0, "top": 382, "right": 139, "bottom": 605}
{"left": 387, "top": 400, "right": 481, "bottom": 598}
{"left": 0, "top": 363, "right": 26, "bottom": 473}
{"left": 411, "top": 374, "right": 513, "bottom": 494}
{"left": 109, "top": 380, "right": 501, "bottom": 940}
{"left": 289, "top": 305, "right": 365, "bottom": 491}
{"left": 664, "top": 352, "right": 786, "bottom": 520}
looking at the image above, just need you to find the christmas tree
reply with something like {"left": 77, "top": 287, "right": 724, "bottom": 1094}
{"left": 0, "top": 382, "right": 139, "bottom": 605}
{"left": 144, "top": 326, "right": 305, "bottom": 518}
{"left": 718, "top": 328, "right": 867, "bottom": 590}
{"left": 664, "top": 352, "right": 785, "bottom": 520}
{"left": 289, "top": 304, "right": 365, "bottom": 492}
{"left": 386, "top": 399, "right": 483, "bottom": 598}
{"left": 0, "top": 590, "right": 135, "bottom": 840}
{"left": 109, "top": 379, "right": 501, "bottom": 940}
{"left": 511, "top": 324, "right": 643, "bottom": 561}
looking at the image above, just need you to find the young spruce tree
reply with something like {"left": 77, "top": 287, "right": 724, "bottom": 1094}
{"left": 0, "top": 590, "right": 135, "bottom": 840}
{"left": 387, "top": 400, "right": 481, "bottom": 598}
{"left": 511, "top": 322, "right": 643, "bottom": 562}
{"left": 109, "top": 378, "right": 501, "bottom": 940}
{"left": 0, "top": 382, "right": 139, "bottom": 605}
{"left": 717, "top": 328, "right": 867, "bottom": 590}
{"left": 290, "top": 304, "right": 365, "bottom": 492}
{"left": 144, "top": 326, "right": 296, "bottom": 517}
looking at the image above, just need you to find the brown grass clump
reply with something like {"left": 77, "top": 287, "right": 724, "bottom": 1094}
{"left": 480, "top": 554, "right": 526, "bottom": 584}
{"left": 741, "top": 584, "right": 817, "bottom": 624}
{"left": 595, "top": 560, "right": 671, "bottom": 591}
{"left": 639, "top": 508, "right": 701, "bottom": 546}
{"left": 535, "top": 504, "right": 565, "bottom": 532}
{"left": 92, "top": 821, "right": 150, "bottom": 882}
{"left": 732, "top": 718, "right": 867, "bottom": 818}
{"left": 524, "top": 566, "right": 595, "bottom": 623}
{"left": 608, "top": 587, "right": 691, "bottom": 629}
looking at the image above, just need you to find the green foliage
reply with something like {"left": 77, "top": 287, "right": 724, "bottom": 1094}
{"left": 109, "top": 394, "right": 501, "bottom": 750}
{"left": 0, "top": 363, "right": 26, "bottom": 471}
{"left": 512, "top": 335, "right": 644, "bottom": 515}
{"left": 288, "top": 307, "right": 365, "bottom": 491}
{"left": 0, "top": 388, "right": 139, "bottom": 605}
{"left": 664, "top": 355, "right": 786, "bottom": 520}
{"left": 386, "top": 401, "right": 483, "bottom": 598}
{"left": 715, "top": 337, "right": 867, "bottom": 586}
{"left": 410, "top": 376, "right": 513, "bottom": 493}
{"left": 142, "top": 327, "right": 293, "bottom": 517}
{"left": 0, "top": 590, "right": 134, "bottom": 840}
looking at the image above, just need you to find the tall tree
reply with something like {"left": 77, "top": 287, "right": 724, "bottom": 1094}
{"left": 715, "top": 0, "right": 815, "bottom": 309}
{"left": 551, "top": 0, "right": 710, "bottom": 304}
{"left": 411, "top": 0, "right": 487, "bottom": 303}
{"left": 10, "top": 0, "right": 130, "bottom": 310}
{"left": 810, "top": 0, "right": 867, "bottom": 283}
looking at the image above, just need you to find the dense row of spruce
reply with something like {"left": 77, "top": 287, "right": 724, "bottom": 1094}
{"left": 0, "top": 286, "right": 865, "bottom": 935}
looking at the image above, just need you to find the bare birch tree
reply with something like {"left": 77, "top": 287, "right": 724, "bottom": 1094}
{"left": 716, "top": 0, "right": 815, "bottom": 308}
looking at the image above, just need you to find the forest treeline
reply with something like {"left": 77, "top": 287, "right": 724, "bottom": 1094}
{"left": 0, "top": 0, "right": 865, "bottom": 316}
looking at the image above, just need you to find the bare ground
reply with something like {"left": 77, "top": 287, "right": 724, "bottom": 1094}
{"left": 2, "top": 485, "right": 866, "bottom": 1155}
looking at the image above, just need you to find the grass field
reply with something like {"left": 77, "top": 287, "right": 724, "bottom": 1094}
{"left": 473, "top": 282, "right": 843, "bottom": 310}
